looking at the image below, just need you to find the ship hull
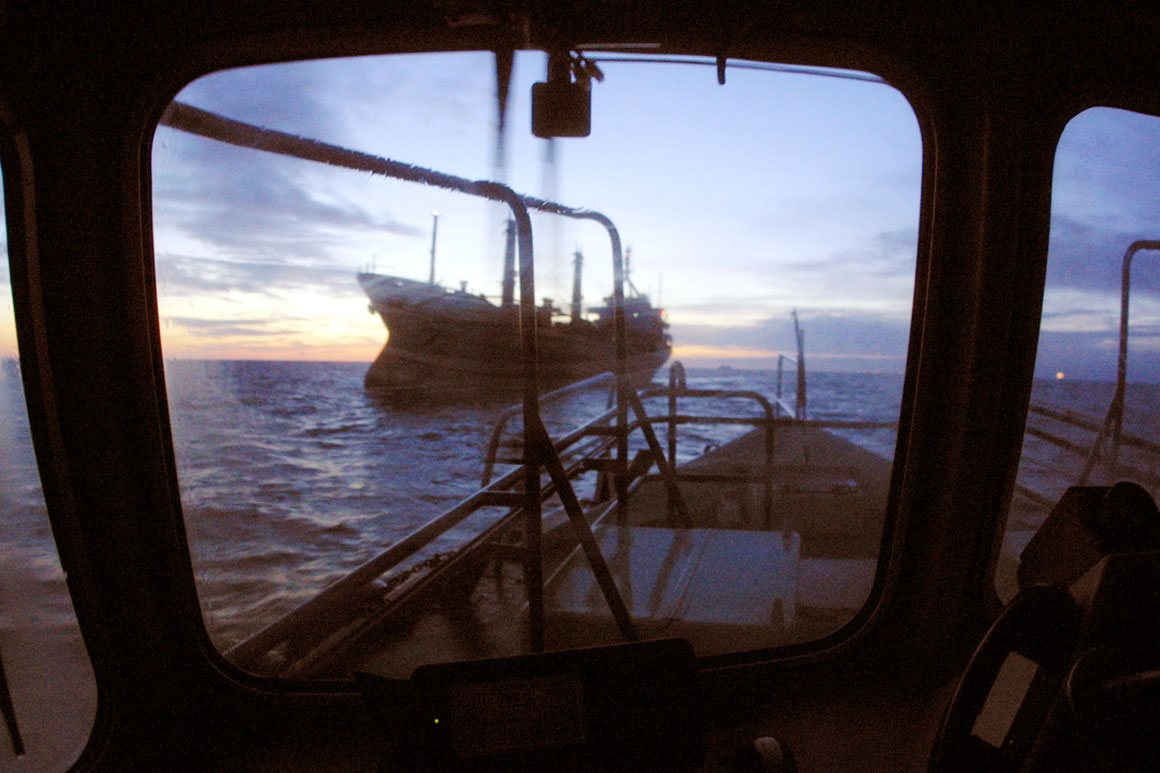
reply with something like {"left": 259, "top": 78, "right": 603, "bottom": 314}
{"left": 359, "top": 273, "right": 671, "bottom": 396}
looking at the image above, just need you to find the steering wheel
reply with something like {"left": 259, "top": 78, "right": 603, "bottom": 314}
{"left": 931, "top": 550, "right": 1160, "bottom": 772}
{"left": 928, "top": 584, "right": 1080, "bottom": 772}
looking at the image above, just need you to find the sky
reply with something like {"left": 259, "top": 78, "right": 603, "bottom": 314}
{"left": 3, "top": 52, "right": 1160, "bottom": 379}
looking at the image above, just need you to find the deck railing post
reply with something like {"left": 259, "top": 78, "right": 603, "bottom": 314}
{"left": 793, "top": 310, "right": 807, "bottom": 421}
{"left": 1083, "top": 239, "right": 1160, "bottom": 483}
{"left": 667, "top": 362, "right": 685, "bottom": 525}
{"left": 626, "top": 390, "right": 691, "bottom": 527}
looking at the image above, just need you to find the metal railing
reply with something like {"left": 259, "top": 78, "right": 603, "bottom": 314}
{"left": 1081, "top": 240, "right": 1160, "bottom": 483}
{"left": 165, "top": 102, "right": 645, "bottom": 655}
{"left": 481, "top": 371, "right": 617, "bottom": 486}
{"left": 168, "top": 103, "right": 899, "bottom": 671}
{"left": 224, "top": 355, "right": 900, "bottom": 674}
{"left": 1016, "top": 401, "right": 1160, "bottom": 511}
{"left": 774, "top": 353, "right": 800, "bottom": 418}
{"left": 642, "top": 365, "right": 777, "bottom": 528}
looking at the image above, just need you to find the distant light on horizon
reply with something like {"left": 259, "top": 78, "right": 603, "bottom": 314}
{"left": 1056, "top": 371, "right": 1065, "bottom": 380}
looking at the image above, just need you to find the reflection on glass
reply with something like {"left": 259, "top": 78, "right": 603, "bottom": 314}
{"left": 1, "top": 177, "right": 97, "bottom": 768}
{"left": 999, "top": 108, "right": 1160, "bottom": 601}
{"left": 153, "top": 52, "right": 920, "bottom": 676}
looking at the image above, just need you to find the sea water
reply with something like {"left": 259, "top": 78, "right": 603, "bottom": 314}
{"left": 9, "top": 362, "right": 1160, "bottom": 644}
{"left": 1, "top": 361, "right": 901, "bottom": 646}
{"left": 0, "top": 358, "right": 1150, "bottom": 766}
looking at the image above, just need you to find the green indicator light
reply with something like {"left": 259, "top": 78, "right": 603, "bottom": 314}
{"left": 433, "top": 718, "right": 440, "bottom": 724}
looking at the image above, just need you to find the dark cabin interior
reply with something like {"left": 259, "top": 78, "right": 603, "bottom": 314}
{"left": 2, "top": 2, "right": 1160, "bottom": 770}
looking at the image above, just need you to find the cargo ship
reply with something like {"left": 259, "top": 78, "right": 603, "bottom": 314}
{"left": 358, "top": 231, "right": 671, "bottom": 395}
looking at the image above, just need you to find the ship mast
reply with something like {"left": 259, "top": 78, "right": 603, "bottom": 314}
{"left": 624, "top": 247, "right": 641, "bottom": 297}
{"left": 571, "top": 248, "right": 584, "bottom": 322}
{"left": 501, "top": 219, "right": 517, "bottom": 308}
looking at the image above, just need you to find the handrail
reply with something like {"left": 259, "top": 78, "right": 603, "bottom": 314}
{"left": 775, "top": 353, "right": 798, "bottom": 418}
{"left": 163, "top": 101, "right": 640, "bottom": 653}
{"left": 668, "top": 364, "right": 685, "bottom": 514}
{"left": 1031, "top": 403, "right": 1160, "bottom": 457}
{"left": 1019, "top": 397, "right": 1160, "bottom": 505}
{"left": 481, "top": 371, "right": 616, "bottom": 486}
{"left": 225, "top": 457, "right": 532, "bottom": 667}
{"left": 227, "top": 376, "right": 897, "bottom": 669}
{"left": 225, "top": 391, "right": 635, "bottom": 669}
{"left": 1081, "top": 239, "right": 1160, "bottom": 483}
{"left": 283, "top": 434, "right": 623, "bottom": 677}
{"left": 771, "top": 309, "right": 808, "bottom": 420}
{"left": 793, "top": 309, "right": 808, "bottom": 420}
{"left": 641, "top": 381, "right": 777, "bottom": 528}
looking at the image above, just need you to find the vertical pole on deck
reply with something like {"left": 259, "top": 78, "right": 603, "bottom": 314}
{"left": 793, "top": 310, "right": 807, "bottom": 420}
{"left": 593, "top": 218, "right": 631, "bottom": 523}
{"left": 517, "top": 218, "right": 544, "bottom": 653}
{"left": 1110, "top": 241, "right": 1160, "bottom": 464}
{"left": 1082, "top": 240, "right": 1160, "bottom": 483}
{"left": 626, "top": 390, "right": 690, "bottom": 526}
{"left": 668, "top": 363, "right": 682, "bottom": 525}
{"left": 615, "top": 262, "right": 630, "bottom": 521}
{"left": 776, "top": 355, "right": 784, "bottom": 403}
{"left": 486, "top": 185, "right": 546, "bottom": 653}
{"left": 570, "top": 249, "right": 584, "bottom": 323}
{"left": 428, "top": 210, "right": 440, "bottom": 285}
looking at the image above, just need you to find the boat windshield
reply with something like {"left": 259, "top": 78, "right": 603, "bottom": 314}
{"left": 151, "top": 50, "right": 921, "bottom": 678}
{"left": 997, "top": 107, "right": 1160, "bottom": 602}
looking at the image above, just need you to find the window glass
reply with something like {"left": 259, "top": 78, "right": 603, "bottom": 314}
{"left": 1, "top": 173, "right": 98, "bottom": 766}
{"left": 153, "top": 52, "right": 921, "bottom": 677}
{"left": 998, "top": 107, "right": 1160, "bottom": 601}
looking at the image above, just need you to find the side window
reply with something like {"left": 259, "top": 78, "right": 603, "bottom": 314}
{"left": 998, "top": 107, "right": 1160, "bottom": 601}
{"left": 153, "top": 52, "right": 921, "bottom": 677}
{"left": 1, "top": 170, "right": 98, "bottom": 765}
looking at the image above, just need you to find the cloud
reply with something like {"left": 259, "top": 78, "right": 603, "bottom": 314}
{"left": 1044, "top": 214, "right": 1160, "bottom": 297}
{"left": 1055, "top": 107, "right": 1160, "bottom": 228}
{"left": 152, "top": 54, "right": 499, "bottom": 269}
{"left": 154, "top": 132, "right": 424, "bottom": 261}
{"left": 671, "top": 309, "right": 911, "bottom": 372}
{"left": 1044, "top": 108, "right": 1160, "bottom": 306}
{"left": 656, "top": 226, "right": 919, "bottom": 329}
{"left": 790, "top": 228, "right": 918, "bottom": 278}
{"left": 155, "top": 252, "right": 366, "bottom": 299}
{"left": 174, "top": 60, "right": 353, "bottom": 143}
{"left": 163, "top": 316, "right": 303, "bottom": 339}
{"left": 170, "top": 52, "right": 496, "bottom": 172}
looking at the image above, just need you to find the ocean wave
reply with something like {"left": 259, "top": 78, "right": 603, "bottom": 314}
{"left": 4, "top": 362, "right": 915, "bottom": 649}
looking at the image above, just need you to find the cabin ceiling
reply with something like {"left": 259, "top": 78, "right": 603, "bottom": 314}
{"left": 2, "top": 2, "right": 1159, "bottom": 93}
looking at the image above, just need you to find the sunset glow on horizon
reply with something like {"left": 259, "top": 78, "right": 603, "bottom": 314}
{"left": 5, "top": 53, "right": 1160, "bottom": 382}
{"left": 140, "top": 51, "right": 923, "bottom": 374}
